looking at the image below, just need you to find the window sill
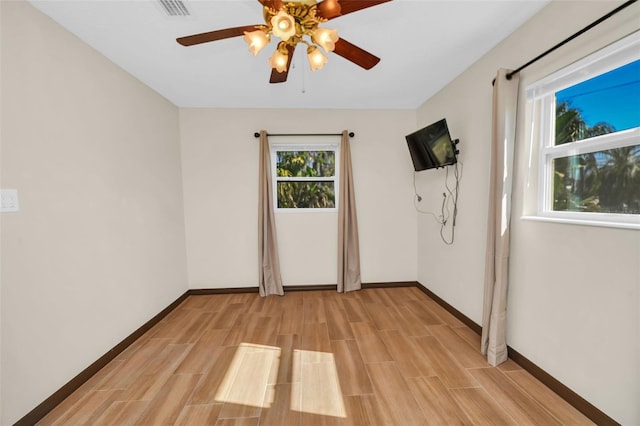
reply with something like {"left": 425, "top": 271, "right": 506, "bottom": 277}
{"left": 520, "top": 215, "right": 640, "bottom": 230}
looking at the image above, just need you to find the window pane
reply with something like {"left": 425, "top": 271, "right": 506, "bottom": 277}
{"left": 277, "top": 181, "right": 335, "bottom": 209}
{"left": 555, "top": 60, "right": 640, "bottom": 145}
{"left": 276, "top": 151, "right": 335, "bottom": 178}
{"left": 552, "top": 145, "right": 640, "bottom": 214}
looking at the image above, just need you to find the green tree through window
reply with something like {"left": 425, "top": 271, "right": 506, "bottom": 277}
{"left": 553, "top": 102, "right": 640, "bottom": 214}
{"left": 275, "top": 149, "right": 337, "bottom": 209}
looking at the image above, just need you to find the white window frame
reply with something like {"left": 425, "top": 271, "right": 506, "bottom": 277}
{"left": 525, "top": 31, "right": 640, "bottom": 229}
{"left": 271, "top": 143, "right": 340, "bottom": 213}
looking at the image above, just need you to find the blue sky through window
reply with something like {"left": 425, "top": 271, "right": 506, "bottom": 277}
{"left": 556, "top": 60, "right": 640, "bottom": 131}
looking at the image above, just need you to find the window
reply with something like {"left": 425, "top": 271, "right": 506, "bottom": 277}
{"left": 526, "top": 32, "right": 640, "bottom": 228}
{"left": 271, "top": 144, "right": 339, "bottom": 211}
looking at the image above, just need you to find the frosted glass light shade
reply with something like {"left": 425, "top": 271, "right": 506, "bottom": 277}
{"left": 312, "top": 28, "right": 338, "bottom": 53}
{"left": 271, "top": 11, "right": 296, "bottom": 41}
{"left": 243, "top": 30, "right": 270, "bottom": 56}
{"left": 307, "top": 45, "right": 328, "bottom": 71}
{"left": 269, "top": 48, "right": 289, "bottom": 72}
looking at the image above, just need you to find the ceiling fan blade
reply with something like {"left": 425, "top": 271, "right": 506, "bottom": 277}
{"left": 257, "top": 0, "right": 284, "bottom": 10}
{"left": 317, "top": 0, "right": 392, "bottom": 20}
{"left": 332, "top": 38, "right": 380, "bottom": 70}
{"left": 177, "top": 25, "right": 262, "bottom": 46}
{"left": 270, "top": 44, "right": 296, "bottom": 84}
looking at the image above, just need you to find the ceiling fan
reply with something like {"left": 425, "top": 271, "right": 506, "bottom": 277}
{"left": 176, "top": 0, "right": 391, "bottom": 83}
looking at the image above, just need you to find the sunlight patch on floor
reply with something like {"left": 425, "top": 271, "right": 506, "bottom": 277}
{"left": 214, "top": 344, "right": 345, "bottom": 418}
{"left": 291, "top": 350, "right": 346, "bottom": 418}
{"left": 215, "top": 343, "right": 281, "bottom": 408}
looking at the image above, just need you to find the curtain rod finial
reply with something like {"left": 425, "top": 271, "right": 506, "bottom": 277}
{"left": 349, "top": 132, "right": 355, "bottom": 137}
{"left": 254, "top": 132, "right": 260, "bottom": 138}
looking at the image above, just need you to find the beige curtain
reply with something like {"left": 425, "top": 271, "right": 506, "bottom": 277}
{"left": 481, "top": 69, "right": 520, "bottom": 366}
{"left": 258, "top": 130, "right": 284, "bottom": 297}
{"left": 337, "top": 131, "right": 361, "bottom": 293}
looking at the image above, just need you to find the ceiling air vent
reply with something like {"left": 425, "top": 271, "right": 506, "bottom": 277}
{"left": 158, "top": 0, "right": 190, "bottom": 17}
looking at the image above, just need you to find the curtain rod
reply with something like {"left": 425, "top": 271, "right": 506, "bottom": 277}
{"left": 254, "top": 132, "right": 354, "bottom": 138}
{"left": 492, "top": 0, "right": 637, "bottom": 85}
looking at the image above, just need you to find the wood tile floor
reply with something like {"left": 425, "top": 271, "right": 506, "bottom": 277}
{"left": 38, "top": 287, "right": 593, "bottom": 425}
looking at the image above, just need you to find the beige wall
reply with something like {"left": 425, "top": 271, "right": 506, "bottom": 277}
{"left": 416, "top": 1, "right": 640, "bottom": 424}
{"left": 0, "top": 2, "right": 188, "bottom": 424}
{"left": 180, "top": 108, "right": 418, "bottom": 288}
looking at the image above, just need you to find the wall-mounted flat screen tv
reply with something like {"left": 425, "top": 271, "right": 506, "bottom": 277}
{"left": 405, "top": 119, "right": 458, "bottom": 171}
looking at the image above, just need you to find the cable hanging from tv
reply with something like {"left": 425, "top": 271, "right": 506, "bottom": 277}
{"left": 413, "top": 160, "right": 463, "bottom": 245}
{"left": 406, "top": 118, "right": 462, "bottom": 244}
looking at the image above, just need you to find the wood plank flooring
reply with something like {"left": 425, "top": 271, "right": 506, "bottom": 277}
{"left": 37, "top": 287, "right": 593, "bottom": 425}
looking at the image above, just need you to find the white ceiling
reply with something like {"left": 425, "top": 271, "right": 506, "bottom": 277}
{"left": 27, "top": 0, "right": 550, "bottom": 109}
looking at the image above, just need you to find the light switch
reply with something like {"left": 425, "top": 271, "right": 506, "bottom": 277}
{"left": 1, "top": 189, "right": 20, "bottom": 212}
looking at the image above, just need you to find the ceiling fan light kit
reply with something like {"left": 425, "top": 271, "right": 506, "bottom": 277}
{"left": 176, "top": 0, "right": 391, "bottom": 83}
{"left": 251, "top": 1, "right": 337, "bottom": 72}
